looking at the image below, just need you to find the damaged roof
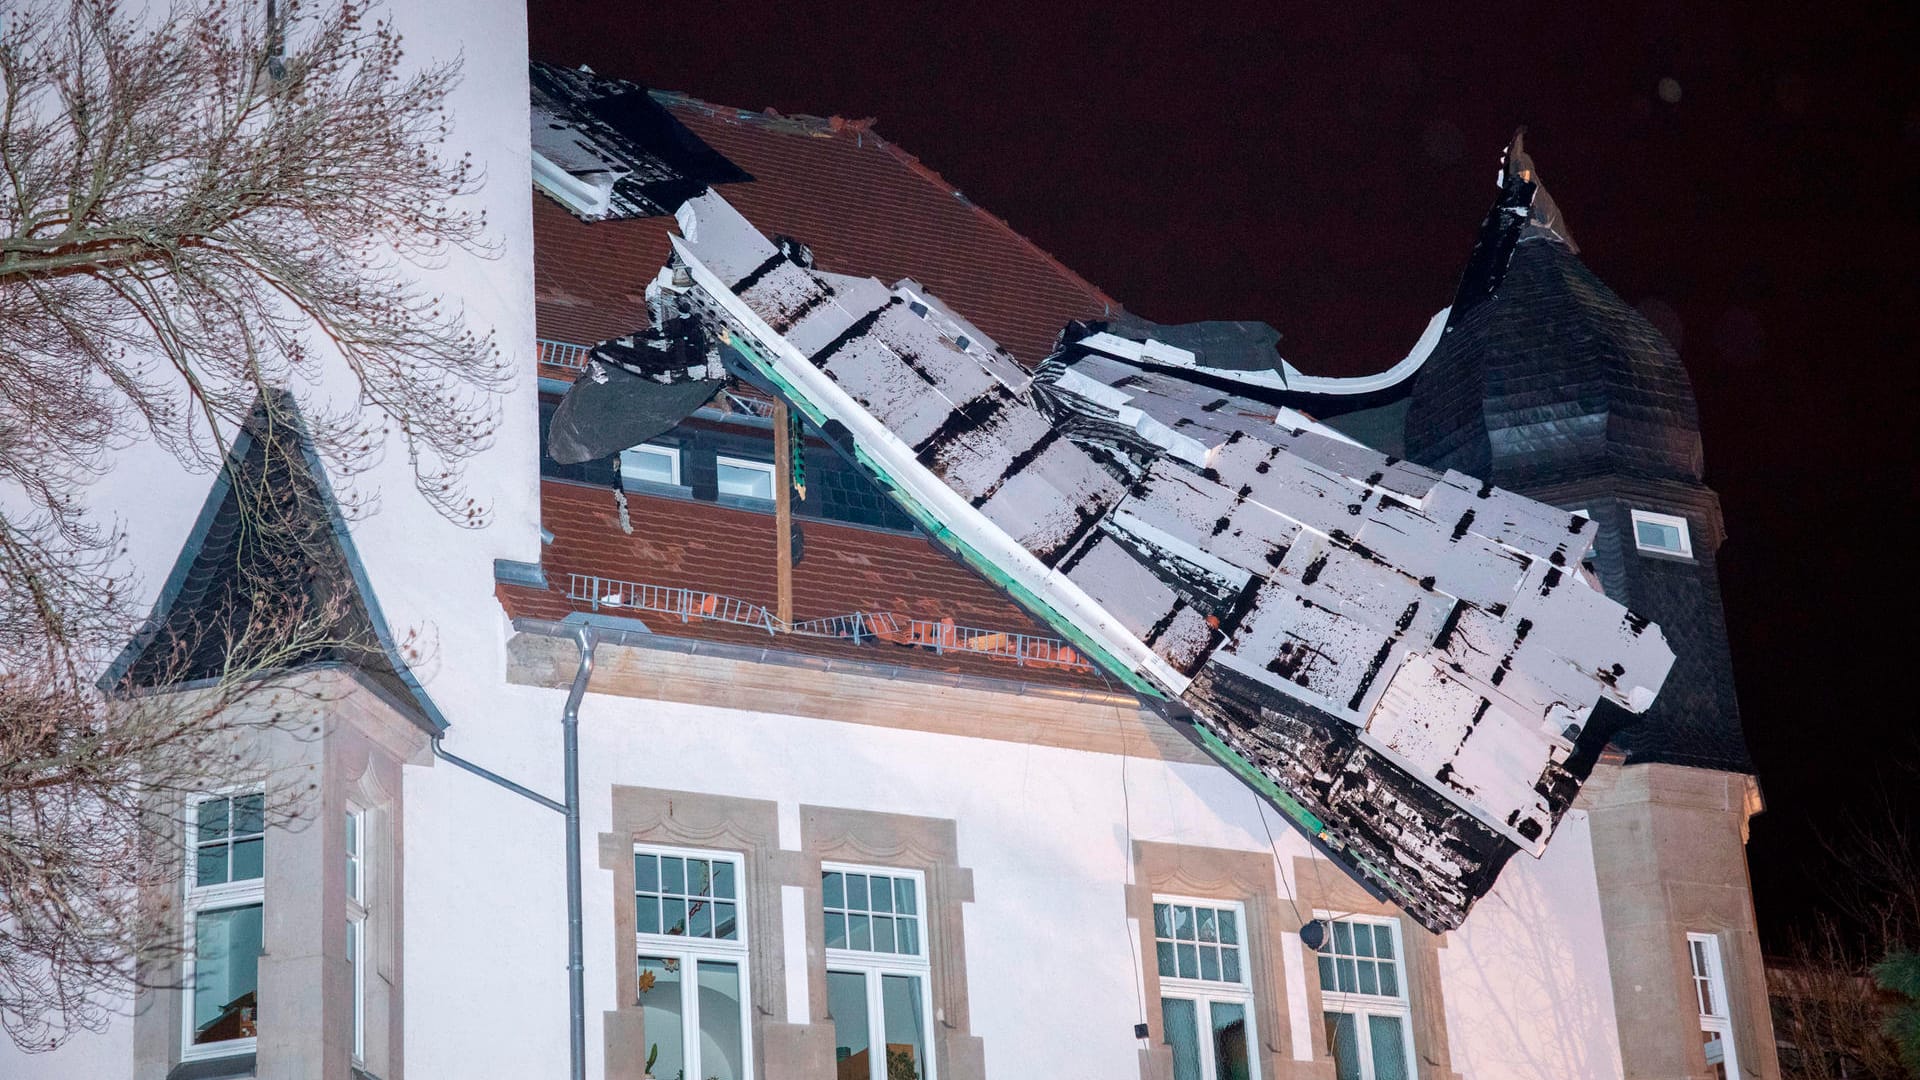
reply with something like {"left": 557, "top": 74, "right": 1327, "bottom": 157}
{"left": 615, "top": 191, "right": 1676, "bottom": 930}
{"left": 532, "top": 69, "right": 1120, "bottom": 365}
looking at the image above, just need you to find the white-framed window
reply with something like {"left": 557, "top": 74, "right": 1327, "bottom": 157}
{"left": 620, "top": 443, "right": 681, "bottom": 488}
{"left": 634, "top": 845, "right": 751, "bottom": 1080}
{"left": 346, "top": 809, "right": 367, "bottom": 1064}
{"left": 1631, "top": 508, "right": 1693, "bottom": 558}
{"left": 1314, "top": 914, "right": 1414, "bottom": 1080}
{"left": 823, "top": 864, "right": 935, "bottom": 1080}
{"left": 1689, "top": 932, "right": 1743, "bottom": 1080}
{"left": 716, "top": 455, "right": 776, "bottom": 502}
{"left": 183, "top": 791, "right": 265, "bottom": 1059}
{"left": 1153, "top": 895, "right": 1258, "bottom": 1080}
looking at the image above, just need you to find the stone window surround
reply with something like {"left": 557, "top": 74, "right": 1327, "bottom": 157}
{"left": 1129, "top": 840, "right": 1296, "bottom": 1080}
{"left": 1289, "top": 856, "right": 1459, "bottom": 1080}
{"left": 598, "top": 787, "right": 983, "bottom": 1080}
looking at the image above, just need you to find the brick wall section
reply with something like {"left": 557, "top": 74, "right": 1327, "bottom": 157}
{"left": 498, "top": 480, "right": 1108, "bottom": 688}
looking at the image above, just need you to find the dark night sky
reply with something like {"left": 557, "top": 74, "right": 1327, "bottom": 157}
{"left": 531, "top": 1, "right": 1920, "bottom": 947}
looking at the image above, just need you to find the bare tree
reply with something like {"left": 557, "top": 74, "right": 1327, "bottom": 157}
{"left": 1773, "top": 767, "right": 1920, "bottom": 1080}
{"left": 0, "top": 0, "right": 502, "bottom": 1050}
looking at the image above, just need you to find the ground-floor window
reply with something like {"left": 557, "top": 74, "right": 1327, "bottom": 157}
{"left": 634, "top": 845, "right": 751, "bottom": 1080}
{"left": 824, "top": 864, "right": 934, "bottom": 1080}
{"left": 1155, "top": 896, "right": 1257, "bottom": 1080}
{"left": 1316, "top": 914, "right": 1414, "bottom": 1080}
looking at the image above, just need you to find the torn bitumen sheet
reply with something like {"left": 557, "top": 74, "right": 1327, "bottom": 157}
{"left": 548, "top": 279, "right": 728, "bottom": 465}
{"left": 591, "top": 191, "right": 1674, "bottom": 931}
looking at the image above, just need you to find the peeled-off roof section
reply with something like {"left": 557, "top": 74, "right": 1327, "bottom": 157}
{"left": 532, "top": 69, "right": 1120, "bottom": 368}
{"left": 606, "top": 192, "right": 1676, "bottom": 931}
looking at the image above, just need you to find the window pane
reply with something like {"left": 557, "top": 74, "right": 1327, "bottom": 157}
{"left": 192, "top": 904, "right": 262, "bottom": 1045}
{"left": 345, "top": 818, "right": 359, "bottom": 901}
{"left": 872, "top": 915, "right": 895, "bottom": 954}
{"left": 1218, "top": 909, "right": 1238, "bottom": 946}
{"left": 663, "top": 897, "right": 688, "bottom": 937}
{"left": 895, "top": 877, "right": 916, "bottom": 915}
{"left": 1374, "top": 923, "right": 1394, "bottom": 960}
{"left": 1325, "top": 1011, "right": 1361, "bottom": 1080}
{"left": 637, "top": 956, "right": 684, "bottom": 1080}
{"left": 714, "top": 902, "right": 738, "bottom": 942}
{"left": 1158, "top": 942, "right": 1178, "bottom": 978}
{"left": 1210, "top": 1000, "right": 1252, "bottom": 1080}
{"left": 1318, "top": 954, "right": 1337, "bottom": 991}
{"left": 230, "top": 838, "right": 264, "bottom": 883}
{"left": 1352, "top": 924, "right": 1374, "bottom": 957}
{"left": 1177, "top": 943, "right": 1198, "bottom": 979}
{"left": 828, "top": 971, "right": 870, "bottom": 1078}
{"left": 1369, "top": 1014, "right": 1411, "bottom": 1080}
{"left": 661, "top": 856, "right": 684, "bottom": 897}
{"left": 871, "top": 876, "right": 893, "bottom": 913}
{"left": 1379, "top": 961, "right": 1399, "bottom": 998}
{"left": 1221, "top": 948, "right": 1241, "bottom": 984}
{"left": 1333, "top": 920, "right": 1354, "bottom": 955}
{"left": 636, "top": 895, "right": 660, "bottom": 935}
{"left": 232, "top": 794, "right": 264, "bottom": 836}
{"left": 825, "top": 912, "right": 847, "bottom": 949}
{"left": 347, "top": 918, "right": 362, "bottom": 1058}
{"left": 624, "top": 447, "right": 678, "bottom": 485}
{"left": 1154, "top": 903, "right": 1174, "bottom": 939}
{"left": 718, "top": 461, "right": 774, "bottom": 500}
{"left": 823, "top": 871, "right": 844, "bottom": 909}
{"left": 197, "top": 798, "right": 230, "bottom": 842}
{"left": 1337, "top": 957, "right": 1358, "bottom": 993}
{"left": 196, "top": 845, "right": 229, "bottom": 887}
{"left": 1357, "top": 958, "right": 1379, "bottom": 995}
{"left": 897, "top": 916, "right": 919, "bottom": 956}
{"left": 697, "top": 960, "right": 747, "bottom": 1080}
{"left": 849, "top": 913, "right": 871, "bottom": 951}
{"left": 1162, "top": 997, "right": 1203, "bottom": 1080}
{"left": 881, "top": 974, "right": 929, "bottom": 1080}
{"left": 1199, "top": 944, "right": 1220, "bottom": 982}
{"left": 713, "top": 860, "right": 735, "bottom": 900}
{"left": 847, "top": 874, "right": 869, "bottom": 911}
{"left": 1174, "top": 905, "right": 1195, "bottom": 941}
{"left": 1198, "top": 907, "right": 1218, "bottom": 944}
{"left": 636, "top": 854, "right": 658, "bottom": 893}
{"left": 689, "top": 859, "right": 711, "bottom": 898}
{"left": 689, "top": 899, "right": 712, "bottom": 938}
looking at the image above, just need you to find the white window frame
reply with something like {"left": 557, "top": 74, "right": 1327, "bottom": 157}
{"left": 1689, "top": 932, "right": 1743, "bottom": 1079}
{"left": 1630, "top": 508, "right": 1694, "bottom": 558}
{"left": 181, "top": 788, "right": 265, "bottom": 1062}
{"left": 1153, "top": 893, "right": 1260, "bottom": 1080}
{"left": 823, "top": 862, "right": 937, "bottom": 1080}
{"left": 715, "top": 455, "right": 776, "bottom": 502}
{"left": 619, "top": 443, "right": 682, "bottom": 488}
{"left": 346, "top": 808, "right": 367, "bottom": 1065}
{"left": 633, "top": 843, "right": 753, "bottom": 1080}
{"left": 1313, "top": 912, "right": 1414, "bottom": 1080}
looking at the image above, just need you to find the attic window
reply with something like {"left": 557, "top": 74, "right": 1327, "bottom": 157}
{"left": 908, "top": 300, "right": 929, "bottom": 318}
{"left": 1630, "top": 509, "right": 1692, "bottom": 558}
{"left": 620, "top": 444, "right": 681, "bottom": 488}
{"left": 716, "top": 456, "right": 775, "bottom": 501}
{"left": 954, "top": 335, "right": 973, "bottom": 352}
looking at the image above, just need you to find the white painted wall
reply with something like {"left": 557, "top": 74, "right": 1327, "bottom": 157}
{"left": 404, "top": 677, "right": 1631, "bottom": 1079}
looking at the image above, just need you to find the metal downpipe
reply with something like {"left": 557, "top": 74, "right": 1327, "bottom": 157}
{"left": 562, "top": 625, "right": 596, "bottom": 1080}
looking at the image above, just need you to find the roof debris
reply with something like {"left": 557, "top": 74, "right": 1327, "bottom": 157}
{"left": 554, "top": 190, "right": 1675, "bottom": 931}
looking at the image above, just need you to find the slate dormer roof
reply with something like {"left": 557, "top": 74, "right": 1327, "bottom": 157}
{"left": 103, "top": 395, "right": 446, "bottom": 734}
{"left": 1404, "top": 132, "right": 1705, "bottom": 489}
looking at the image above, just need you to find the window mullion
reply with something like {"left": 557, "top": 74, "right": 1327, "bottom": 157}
{"left": 868, "top": 967, "right": 886, "bottom": 1080}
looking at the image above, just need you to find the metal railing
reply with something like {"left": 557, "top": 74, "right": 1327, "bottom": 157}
{"left": 565, "top": 573, "right": 1089, "bottom": 671}
{"left": 538, "top": 338, "right": 592, "bottom": 371}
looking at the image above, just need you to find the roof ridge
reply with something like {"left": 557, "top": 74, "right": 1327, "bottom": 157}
{"left": 654, "top": 89, "right": 1124, "bottom": 319}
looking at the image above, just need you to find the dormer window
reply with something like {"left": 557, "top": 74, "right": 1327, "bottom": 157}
{"left": 1631, "top": 509, "right": 1693, "bottom": 558}
{"left": 619, "top": 443, "right": 681, "bottom": 488}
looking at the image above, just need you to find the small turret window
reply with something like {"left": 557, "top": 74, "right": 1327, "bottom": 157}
{"left": 1631, "top": 510, "right": 1693, "bottom": 558}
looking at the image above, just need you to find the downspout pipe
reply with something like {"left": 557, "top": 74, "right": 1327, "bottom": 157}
{"left": 429, "top": 624, "right": 596, "bottom": 1080}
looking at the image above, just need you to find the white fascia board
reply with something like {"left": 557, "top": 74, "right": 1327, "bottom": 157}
{"left": 531, "top": 149, "right": 612, "bottom": 219}
{"left": 1282, "top": 307, "right": 1451, "bottom": 397}
{"left": 669, "top": 232, "right": 1191, "bottom": 697}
